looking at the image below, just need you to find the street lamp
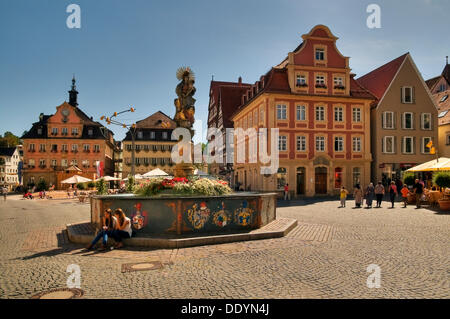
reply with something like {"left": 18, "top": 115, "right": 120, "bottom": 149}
{"left": 100, "top": 107, "right": 137, "bottom": 177}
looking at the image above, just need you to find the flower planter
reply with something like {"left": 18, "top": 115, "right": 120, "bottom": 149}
{"left": 438, "top": 199, "right": 450, "bottom": 211}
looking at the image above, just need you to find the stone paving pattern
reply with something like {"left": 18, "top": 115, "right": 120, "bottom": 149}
{"left": 0, "top": 196, "right": 449, "bottom": 299}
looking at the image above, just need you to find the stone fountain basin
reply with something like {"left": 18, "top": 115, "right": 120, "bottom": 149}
{"left": 90, "top": 192, "right": 277, "bottom": 236}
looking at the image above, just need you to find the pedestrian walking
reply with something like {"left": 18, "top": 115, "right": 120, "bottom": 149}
{"left": 401, "top": 185, "right": 410, "bottom": 208}
{"left": 413, "top": 179, "right": 424, "bottom": 208}
{"left": 388, "top": 181, "right": 398, "bottom": 208}
{"left": 365, "top": 183, "right": 375, "bottom": 208}
{"left": 339, "top": 186, "right": 348, "bottom": 208}
{"left": 374, "top": 182, "right": 385, "bottom": 208}
{"left": 353, "top": 184, "right": 363, "bottom": 208}
{"left": 1, "top": 186, "right": 7, "bottom": 202}
{"left": 284, "top": 184, "right": 290, "bottom": 201}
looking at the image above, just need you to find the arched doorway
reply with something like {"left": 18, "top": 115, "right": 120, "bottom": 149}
{"left": 296, "top": 167, "right": 306, "bottom": 195}
{"left": 315, "top": 167, "right": 327, "bottom": 194}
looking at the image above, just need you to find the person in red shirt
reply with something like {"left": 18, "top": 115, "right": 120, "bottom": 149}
{"left": 388, "top": 181, "right": 398, "bottom": 208}
{"left": 284, "top": 184, "right": 290, "bottom": 201}
{"left": 400, "top": 185, "right": 410, "bottom": 208}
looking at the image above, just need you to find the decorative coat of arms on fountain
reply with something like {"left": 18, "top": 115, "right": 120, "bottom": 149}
{"left": 131, "top": 202, "right": 148, "bottom": 230}
{"left": 234, "top": 200, "right": 254, "bottom": 227}
{"left": 212, "top": 201, "right": 230, "bottom": 228}
{"left": 187, "top": 202, "right": 211, "bottom": 230}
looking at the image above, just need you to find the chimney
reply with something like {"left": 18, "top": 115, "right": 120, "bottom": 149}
{"left": 238, "top": 76, "right": 242, "bottom": 85}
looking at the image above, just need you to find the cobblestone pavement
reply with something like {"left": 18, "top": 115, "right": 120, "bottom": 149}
{"left": 0, "top": 196, "right": 449, "bottom": 299}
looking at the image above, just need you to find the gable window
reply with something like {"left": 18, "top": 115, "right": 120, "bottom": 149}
{"left": 352, "top": 137, "right": 361, "bottom": 152}
{"left": 422, "top": 137, "right": 432, "bottom": 154}
{"left": 382, "top": 112, "right": 395, "bottom": 129}
{"left": 402, "top": 87, "right": 414, "bottom": 103}
{"left": 315, "top": 48, "right": 325, "bottom": 61}
{"left": 315, "top": 106, "right": 325, "bottom": 121}
{"left": 278, "top": 136, "right": 287, "bottom": 151}
{"left": 296, "top": 75, "right": 307, "bottom": 87}
{"left": 439, "top": 84, "right": 447, "bottom": 92}
{"left": 352, "top": 108, "right": 361, "bottom": 122}
{"left": 296, "top": 136, "right": 306, "bottom": 151}
{"left": 421, "top": 113, "right": 432, "bottom": 130}
{"left": 276, "top": 104, "right": 287, "bottom": 120}
{"left": 51, "top": 127, "right": 58, "bottom": 135}
{"left": 334, "top": 137, "right": 344, "bottom": 152}
{"left": 403, "top": 112, "right": 413, "bottom": 129}
{"left": 296, "top": 105, "right": 306, "bottom": 121}
{"left": 334, "top": 107, "right": 343, "bottom": 122}
{"left": 72, "top": 127, "right": 78, "bottom": 135}
{"left": 315, "top": 136, "right": 325, "bottom": 152}
{"left": 403, "top": 137, "right": 414, "bottom": 154}
{"left": 383, "top": 136, "right": 395, "bottom": 154}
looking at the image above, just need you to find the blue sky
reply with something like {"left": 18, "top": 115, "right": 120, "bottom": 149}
{"left": 0, "top": 0, "right": 449, "bottom": 143}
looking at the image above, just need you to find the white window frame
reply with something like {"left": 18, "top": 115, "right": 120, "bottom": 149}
{"left": 334, "top": 107, "right": 344, "bottom": 122}
{"left": 315, "top": 136, "right": 325, "bottom": 152}
{"left": 278, "top": 136, "right": 287, "bottom": 151}
{"left": 315, "top": 106, "right": 325, "bottom": 121}
{"left": 421, "top": 113, "right": 432, "bottom": 130}
{"left": 333, "top": 77, "right": 344, "bottom": 86}
{"left": 402, "top": 86, "right": 414, "bottom": 104}
{"left": 315, "top": 75, "right": 325, "bottom": 85}
{"left": 277, "top": 104, "right": 287, "bottom": 120}
{"left": 422, "top": 137, "right": 432, "bottom": 154}
{"left": 51, "top": 127, "right": 58, "bottom": 135}
{"left": 296, "top": 75, "right": 307, "bottom": 87}
{"left": 296, "top": 105, "right": 306, "bottom": 121}
{"left": 352, "top": 108, "right": 361, "bottom": 122}
{"left": 334, "top": 136, "right": 344, "bottom": 152}
{"left": 72, "top": 127, "right": 78, "bottom": 135}
{"left": 383, "top": 136, "right": 395, "bottom": 154}
{"left": 403, "top": 112, "right": 414, "bottom": 129}
{"left": 352, "top": 137, "right": 362, "bottom": 152}
{"left": 315, "top": 48, "right": 325, "bottom": 61}
{"left": 296, "top": 136, "right": 306, "bottom": 152}
{"left": 403, "top": 136, "right": 414, "bottom": 154}
{"left": 383, "top": 112, "right": 394, "bottom": 129}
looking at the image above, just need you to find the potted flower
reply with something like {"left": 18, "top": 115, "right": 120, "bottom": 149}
{"left": 433, "top": 172, "right": 450, "bottom": 211}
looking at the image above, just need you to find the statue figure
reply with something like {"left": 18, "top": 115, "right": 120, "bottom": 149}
{"left": 174, "top": 67, "right": 196, "bottom": 129}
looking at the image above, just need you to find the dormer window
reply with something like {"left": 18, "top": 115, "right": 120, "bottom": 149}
{"left": 37, "top": 128, "right": 42, "bottom": 135}
{"left": 137, "top": 131, "right": 143, "bottom": 139}
{"left": 62, "top": 127, "right": 68, "bottom": 135}
{"left": 315, "top": 48, "right": 325, "bottom": 61}
{"left": 162, "top": 132, "right": 168, "bottom": 140}
{"left": 88, "top": 128, "right": 93, "bottom": 136}
{"left": 150, "top": 131, "right": 155, "bottom": 139}
{"left": 440, "top": 95, "right": 448, "bottom": 103}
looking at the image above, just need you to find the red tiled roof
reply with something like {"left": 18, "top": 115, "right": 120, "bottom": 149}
{"left": 135, "top": 111, "right": 176, "bottom": 129}
{"left": 349, "top": 77, "right": 377, "bottom": 100}
{"left": 426, "top": 75, "right": 441, "bottom": 90}
{"left": 432, "top": 89, "right": 450, "bottom": 125}
{"left": 357, "top": 53, "right": 409, "bottom": 100}
{"left": 219, "top": 86, "right": 253, "bottom": 128}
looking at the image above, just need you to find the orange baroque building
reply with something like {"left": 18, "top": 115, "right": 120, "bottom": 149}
{"left": 21, "top": 78, "right": 118, "bottom": 189}
{"left": 231, "top": 25, "right": 376, "bottom": 197}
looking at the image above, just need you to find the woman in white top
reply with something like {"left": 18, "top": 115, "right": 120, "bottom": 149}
{"left": 111, "top": 208, "right": 132, "bottom": 248}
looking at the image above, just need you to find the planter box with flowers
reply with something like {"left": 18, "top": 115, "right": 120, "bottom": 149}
{"left": 91, "top": 177, "right": 277, "bottom": 236}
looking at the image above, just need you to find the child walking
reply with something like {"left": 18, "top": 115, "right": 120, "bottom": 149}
{"left": 340, "top": 186, "right": 348, "bottom": 208}
{"left": 401, "top": 185, "right": 410, "bottom": 208}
